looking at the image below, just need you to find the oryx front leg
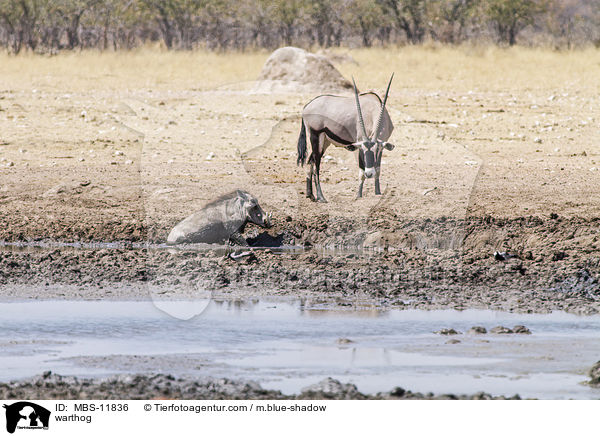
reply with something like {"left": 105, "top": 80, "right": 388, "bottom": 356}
{"left": 313, "top": 154, "right": 327, "bottom": 203}
{"left": 375, "top": 167, "right": 382, "bottom": 195}
{"left": 356, "top": 169, "right": 366, "bottom": 199}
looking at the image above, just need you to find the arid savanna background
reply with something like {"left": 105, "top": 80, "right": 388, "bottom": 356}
{"left": 0, "top": 0, "right": 599, "bottom": 401}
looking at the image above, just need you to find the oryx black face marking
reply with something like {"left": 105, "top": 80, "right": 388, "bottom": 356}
{"left": 364, "top": 149, "right": 375, "bottom": 169}
{"left": 296, "top": 74, "right": 395, "bottom": 201}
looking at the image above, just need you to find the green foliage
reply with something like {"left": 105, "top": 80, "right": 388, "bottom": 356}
{"left": 0, "top": 0, "right": 597, "bottom": 52}
{"left": 344, "top": 0, "right": 387, "bottom": 46}
{"left": 0, "top": 0, "right": 49, "bottom": 52}
{"left": 486, "top": 0, "right": 548, "bottom": 45}
{"left": 377, "top": 0, "right": 430, "bottom": 43}
{"left": 429, "top": 0, "right": 480, "bottom": 42}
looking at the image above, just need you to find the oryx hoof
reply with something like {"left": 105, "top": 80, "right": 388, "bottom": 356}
{"left": 316, "top": 197, "right": 328, "bottom": 203}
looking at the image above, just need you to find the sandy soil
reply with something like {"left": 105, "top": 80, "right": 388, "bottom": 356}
{"left": 0, "top": 47, "right": 599, "bottom": 312}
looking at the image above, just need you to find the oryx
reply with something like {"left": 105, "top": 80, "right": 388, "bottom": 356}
{"left": 296, "top": 74, "right": 395, "bottom": 202}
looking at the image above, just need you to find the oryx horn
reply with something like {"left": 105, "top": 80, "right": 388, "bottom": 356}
{"left": 373, "top": 73, "right": 394, "bottom": 141}
{"left": 352, "top": 76, "right": 369, "bottom": 141}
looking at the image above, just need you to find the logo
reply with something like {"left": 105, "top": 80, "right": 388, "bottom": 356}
{"left": 3, "top": 402, "right": 50, "bottom": 434}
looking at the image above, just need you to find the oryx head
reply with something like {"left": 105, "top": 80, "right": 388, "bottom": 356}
{"left": 346, "top": 74, "right": 395, "bottom": 179}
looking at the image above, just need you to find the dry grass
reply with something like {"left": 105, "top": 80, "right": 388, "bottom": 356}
{"left": 0, "top": 48, "right": 268, "bottom": 92}
{"left": 344, "top": 45, "right": 600, "bottom": 92}
{"left": 2, "top": 45, "right": 599, "bottom": 93}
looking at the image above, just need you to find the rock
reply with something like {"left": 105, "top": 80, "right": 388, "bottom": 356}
{"left": 435, "top": 328, "right": 460, "bottom": 335}
{"left": 468, "top": 326, "right": 487, "bottom": 334}
{"left": 552, "top": 269, "right": 600, "bottom": 296}
{"left": 254, "top": 47, "right": 352, "bottom": 94}
{"left": 228, "top": 251, "right": 255, "bottom": 262}
{"left": 589, "top": 361, "right": 600, "bottom": 386}
{"left": 42, "top": 181, "right": 95, "bottom": 198}
{"left": 494, "top": 251, "right": 517, "bottom": 261}
{"left": 446, "top": 339, "right": 461, "bottom": 344}
{"left": 362, "top": 231, "right": 386, "bottom": 250}
{"left": 299, "top": 377, "right": 364, "bottom": 400}
{"left": 552, "top": 251, "right": 567, "bottom": 261}
{"left": 388, "top": 387, "right": 406, "bottom": 397}
{"left": 512, "top": 325, "right": 531, "bottom": 334}
{"left": 490, "top": 326, "right": 513, "bottom": 334}
{"left": 336, "top": 338, "right": 354, "bottom": 344}
{"left": 316, "top": 49, "right": 358, "bottom": 65}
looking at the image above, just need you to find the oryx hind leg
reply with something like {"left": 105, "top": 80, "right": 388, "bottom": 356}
{"left": 305, "top": 154, "right": 314, "bottom": 200}
{"left": 310, "top": 129, "right": 328, "bottom": 203}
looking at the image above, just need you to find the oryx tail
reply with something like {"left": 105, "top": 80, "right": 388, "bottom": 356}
{"left": 297, "top": 118, "right": 307, "bottom": 166}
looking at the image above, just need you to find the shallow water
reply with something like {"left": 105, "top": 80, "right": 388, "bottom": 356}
{"left": 1, "top": 299, "right": 599, "bottom": 399}
{"left": 0, "top": 239, "right": 377, "bottom": 256}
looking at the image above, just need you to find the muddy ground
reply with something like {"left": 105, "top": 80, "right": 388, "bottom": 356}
{"left": 0, "top": 48, "right": 599, "bottom": 313}
{"left": 1, "top": 215, "right": 599, "bottom": 313}
{"left": 0, "top": 372, "right": 522, "bottom": 400}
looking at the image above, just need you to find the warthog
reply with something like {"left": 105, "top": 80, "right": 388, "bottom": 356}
{"left": 167, "top": 190, "right": 271, "bottom": 245}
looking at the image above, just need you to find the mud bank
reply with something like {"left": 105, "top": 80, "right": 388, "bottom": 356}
{"left": 1, "top": 216, "right": 599, "bottom": 313}
{"left": 0, "top": 372, "right": 522, "bottom": 400}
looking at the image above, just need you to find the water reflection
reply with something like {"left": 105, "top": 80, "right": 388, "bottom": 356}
{"left": 0, "top": 299, "right": 599, "bottom": 399}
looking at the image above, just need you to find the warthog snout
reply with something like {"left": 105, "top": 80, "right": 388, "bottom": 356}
{"left": 264, "top": 212, "right": 272, "bottom": 228}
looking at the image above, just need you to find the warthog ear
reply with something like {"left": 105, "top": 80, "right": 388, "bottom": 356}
{"left": 382, "top": 142, "right": 395, "bottom": 151}
{"left": 345, "top": 143, "right": 359, "bottom": 152}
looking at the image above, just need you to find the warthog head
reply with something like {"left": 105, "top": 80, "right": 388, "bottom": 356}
{"left": 240, "top": 191, "right": 272, "bottom": 228}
